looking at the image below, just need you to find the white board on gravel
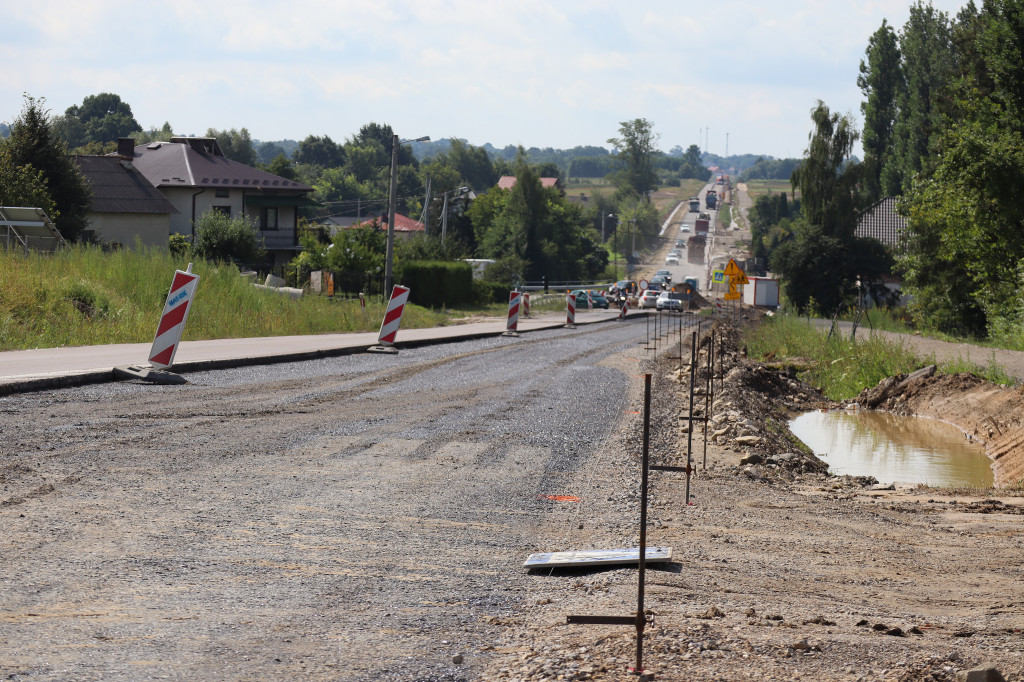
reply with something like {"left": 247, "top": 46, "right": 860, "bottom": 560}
{"left": 523, "top": 546, "right": 672, "bottom": 568}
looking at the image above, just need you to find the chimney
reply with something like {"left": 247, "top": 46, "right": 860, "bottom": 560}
{"left": 117, "top": 137, "right": 135, "bottom": 158}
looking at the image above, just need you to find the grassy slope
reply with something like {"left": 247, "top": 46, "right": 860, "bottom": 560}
{"left": 0, "top": 246, "right": 448, "bottom": 351}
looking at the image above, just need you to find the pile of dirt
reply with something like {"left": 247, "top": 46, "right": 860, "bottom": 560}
{"left": 671, "top": 321, "right": 832, "bottom": 480}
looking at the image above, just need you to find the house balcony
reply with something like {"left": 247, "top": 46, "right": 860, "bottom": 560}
{"left": 259, "top": 229, "right": 298, "bottom": 251}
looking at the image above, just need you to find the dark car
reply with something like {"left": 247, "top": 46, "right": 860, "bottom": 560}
{"left": 571, "top": 289, "right": 609, "bottom": 309}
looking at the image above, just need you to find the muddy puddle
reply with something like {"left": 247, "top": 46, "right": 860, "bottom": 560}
{"left": 789, "top": 409, "right": 993, "bottom": 487}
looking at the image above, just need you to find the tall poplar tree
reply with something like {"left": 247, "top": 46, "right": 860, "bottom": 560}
{"left": 889, "top": 2, "right": 955, "bottom": 192}
{"left": 858, "top": 19, "right": 903, "bottom": 200}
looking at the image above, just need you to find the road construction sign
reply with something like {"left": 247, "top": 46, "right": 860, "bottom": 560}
{"left": 724, "top": 290, "right": 741, "bottom": 301}
{"left": 724, "top": 259, "right": 744, "bottom": 277}
{"left": 732, "top": 272, "right": 749, "bottom": 285}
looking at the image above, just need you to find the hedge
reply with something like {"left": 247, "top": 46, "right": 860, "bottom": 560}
{"left": 398, "top": 261, "right": 474, "bottom": 308}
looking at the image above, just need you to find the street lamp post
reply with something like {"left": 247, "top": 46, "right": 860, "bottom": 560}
{"left": 441, "top": 186, "right": 469, "bottom": 245}
{"left": 385, "top": 133, "right": 430, "bottom": 295}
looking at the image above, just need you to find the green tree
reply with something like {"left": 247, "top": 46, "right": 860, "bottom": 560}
{"left": 446, "top": 139, "right": 497, "bottom": 190}
{"left": 264, "top": 154, "right": 297, "bottom": 181}
{"left": 888, "top": 2, "right": 955, "bottom": 192}
{"left": 470, "top": 150, "right": 607, "bottom": 282}
{"left": 2, "top": 95, "right": 92, "bottom": 242}
{"left": 607, "top": 118, "right": 660, "bottom": 197}
{"left": 133, "top": 122, "right": 175, "bottom": 145}
{"left": 193, "top": 210, "right": 265, "bottom": 263}
{"left": 294, "top": 134, "right": 345, "bottom": 168}
{"left": 791, "top": 102, "right": 862, "bottom": 240}
{"left": 0, "top": 145, "right": 57, "bottom": 217}
{"left": 206, "top": 127, "right": 257, "bottom": 166}
{"left": 897, "top": 0, "right": 1024, "bottom": 337}
{"left": 63, "top": 92, "right": 142, "bottom": 147}
{"left": 257, "top": 141, "right": 286, "bottom": 164}
{"left": 858, "top": 19, "right": 903, "bottom": 200}
{"left": 773, "top": 102, "right": 890, "bottom": 314}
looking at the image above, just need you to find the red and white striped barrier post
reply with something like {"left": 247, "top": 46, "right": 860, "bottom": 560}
{"left": 618, "top": 299, "right": 629, "bottom": 320}
{"left": 367, "top": 285, "right": 410, "bottom": 353}
{"left": 523, "top": 292, "right": 531, "bottom": 317}
{"left": 565, "top": 291, "right": 576, "bottom": 328}
{"left": 715, "top": 298, "right": 724, "bottom": 315}
{"left": 587, "top": 290, "right": 594, "bottom": 310}
{"left": 503, "top": 291, "right": 522, "bottom": 337}
{"left": 149, "top": 264, "right": 200, "bottom": 369}
{"left": 114, "top": 263, "right": 199, "bottom": 384}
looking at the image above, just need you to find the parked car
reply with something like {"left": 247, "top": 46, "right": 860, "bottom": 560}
{"left": 656, "top": 290, "right": 683, "bottom": 311}
{"left": 638, "top": 289, "right": 660, "bottom": 309}
{"left": 655, "top": 269, "right": 673, "bottom": 284}
{"left": 571, "top": 289, "right": 609, "bottom": 309}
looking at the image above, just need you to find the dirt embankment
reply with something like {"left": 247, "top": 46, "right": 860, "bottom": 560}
{"left": 482, "top": 318, "right": 1023, "bottom": 681}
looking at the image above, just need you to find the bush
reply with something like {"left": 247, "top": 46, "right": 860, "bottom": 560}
{"left": 194, "top": 210, "right": 265, "bottom": 263}
{"left": 398, "top": 261, "right": 473, "bottom": 308}
{"left": 168, "top": 233, "right": 191, "bottom": 257}
{"left": 471, "top": 279, "right": 510, "bottom": 305}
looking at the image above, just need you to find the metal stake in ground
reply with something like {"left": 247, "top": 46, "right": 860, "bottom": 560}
{"left": 635, "top": 372, "right": 652, "bottom": 676}
{"left": 703, "top": 329, "right": 713, "bottom": 470}
{"left": 565, "top": 373, "right": 657, "bottom": 679}
{"left": 685, "top": 330, "right": 697, "bottom": 504}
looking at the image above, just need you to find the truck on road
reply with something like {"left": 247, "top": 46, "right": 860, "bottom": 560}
{"left": 706, "top": 190, "right": 718, "bottom": 210}
{"left": 695, "top": 212, "right": 711, "bottom": 235}
{"left": 688, "top": 197, "right": 701, "bottom": 212}
{"left": 687, "top": 234, "right": 706, "bottom": 264}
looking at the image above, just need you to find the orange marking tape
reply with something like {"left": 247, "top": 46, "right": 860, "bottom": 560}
{"left": 538, "top": 494, "right": 581, "bottom": 502}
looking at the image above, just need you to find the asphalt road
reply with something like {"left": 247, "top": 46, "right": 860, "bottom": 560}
{"left": 0, "top": 313, "right": 705, "bottom": 681}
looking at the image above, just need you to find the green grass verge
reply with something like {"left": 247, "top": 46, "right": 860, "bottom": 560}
{"left": 0, "top": 245, "right": 450, "bottom": 350}
{"left": 742, "top": 313, "right": 1018, "bottom": 401}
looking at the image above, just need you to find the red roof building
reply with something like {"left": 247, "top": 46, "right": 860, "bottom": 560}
{"left": 497, "top": 175, "right": 563, "bottom": 191}
{"left": 354, "top": 213, "right": 425, "bottom": 236}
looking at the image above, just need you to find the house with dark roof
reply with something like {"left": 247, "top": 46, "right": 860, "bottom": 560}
{"left": 855, "top": 196, "right": 909, "bottom": 302}
{"left": 855, "top": 196, "right": 907, "bottom": 248}
{"left": 75, "top": 154, "right": 178, "bottom": 248}
{"left": 124, "top": 137, "right": 315, "bottom": 266}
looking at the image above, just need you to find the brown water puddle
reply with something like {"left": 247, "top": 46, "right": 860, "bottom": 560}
{"left": 790, "top": 409, "right": 993, "bottom": 487}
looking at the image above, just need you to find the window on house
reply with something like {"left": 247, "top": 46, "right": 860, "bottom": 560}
{"left": 212, "top": 205, "right": 231, "bottom": 216}
{"left": 261, "top": 207, "right": 279, "bottom": 230}
{"left": 215, "top": 189, "right": 229, "bottom": 198}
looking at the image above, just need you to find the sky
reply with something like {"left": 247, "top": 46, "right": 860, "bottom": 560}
{"left": 1, "top": 0, "right": 970, "bottom": 161}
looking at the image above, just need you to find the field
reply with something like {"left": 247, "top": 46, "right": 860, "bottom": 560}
{"left": 740, "top": 178, "right": 800, "bottom": 201}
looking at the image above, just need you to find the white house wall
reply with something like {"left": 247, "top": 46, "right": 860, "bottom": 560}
{"left": 88, "top": 212, "right": 171, "bottom": 249}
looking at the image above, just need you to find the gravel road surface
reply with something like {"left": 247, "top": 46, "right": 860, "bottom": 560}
{"left": 1, "top": 316, "right": 701, "bottom": 681}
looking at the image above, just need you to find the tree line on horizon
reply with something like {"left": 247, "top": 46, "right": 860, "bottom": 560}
{"left": 0, "top": 91, "right": 704, "bottom": 287}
